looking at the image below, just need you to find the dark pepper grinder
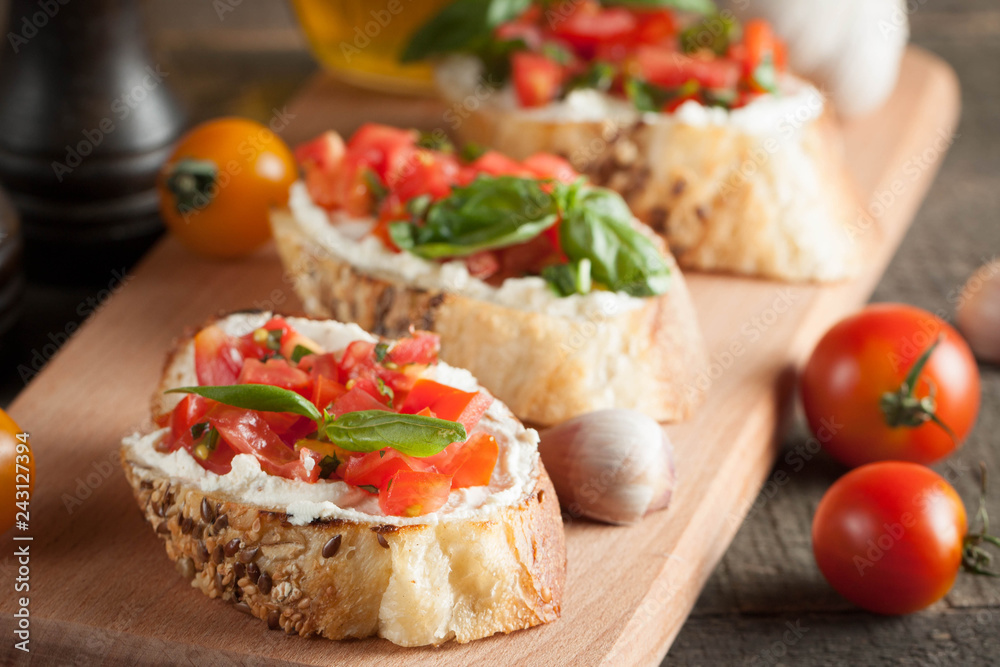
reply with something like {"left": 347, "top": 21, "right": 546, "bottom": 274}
{"left": 0, "top": 0, "right": 186, "bottom": 284}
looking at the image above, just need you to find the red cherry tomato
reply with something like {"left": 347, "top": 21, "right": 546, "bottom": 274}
{"left": 378, "top": 470, "right": 452, "bottom": 517}
{"left": 812, "top": 462, "right": 968, "bottom": 615}
{"left": 801, "top": 304, "right": 980, "bottom": 467}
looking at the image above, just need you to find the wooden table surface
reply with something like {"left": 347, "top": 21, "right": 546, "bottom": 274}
{"left": 1, "top": 0, "right": 997, "bottom": 664}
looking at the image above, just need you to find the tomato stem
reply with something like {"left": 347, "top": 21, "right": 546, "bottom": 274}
{"left": 879, "top": 335, "right": 960, "bottom": 449}
{"left": 166, "top": 158, "right": 218, "bottom": 214}
{"left": 962, "top": 463, "right": 1000, "bottom": 577}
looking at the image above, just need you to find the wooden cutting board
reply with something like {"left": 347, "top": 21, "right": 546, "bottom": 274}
{"left": 1, "top": 47, "right": 959, "bottom": 666}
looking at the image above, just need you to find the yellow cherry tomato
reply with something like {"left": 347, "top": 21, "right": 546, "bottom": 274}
{"left": 1, "top": 407, "right": 32, "bottom": 535}
{"left": 158, "top": 117, "right": 297, "bottom": 259}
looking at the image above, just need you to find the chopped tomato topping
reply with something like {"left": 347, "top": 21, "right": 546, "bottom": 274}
{"left": 451, "top": 433, "right": 499, "bottom": 488}
{"left": 378, "top": 470, "right": 452, "bottom": 517}
{"left": 340, "top": 448, "right": 429, "bottom": 491}
{"left": 522, "top": 153, "right": 579, "bottom": 184}
{"left": 635, "top": 46, "right": 741, "bottom": 90}
{"left": 194, "top": 325, "right": 258, "bottom": 387}
{"left": 385, "top": 331, "right": 440, "bottom": 366}
{"left": 512, "top": 51, "right": 564, "bottom": 107}
{"left": 239, "top": 358, "right": 311, "bottom": 393}
{"left": 209, "top": 406, "right": 321, "bottom": 482}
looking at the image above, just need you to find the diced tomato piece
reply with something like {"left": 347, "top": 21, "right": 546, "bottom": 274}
{"left": 512, "top": 51, "right": 564, "bottom": 108}
{"left": 742, "top": 18, "right": 778, "bottom": 91}
{"left": 551, "top": 2, "right": 637, "bottom": 57}
{"left": 386, "top": 331, "right": 440, "bottom": 366}
{"left": 295, "top": 131, "right": 347, "bottom": 209}
{"left": 164, "top": 395, "right": 236, "bottom": 473}
{"left": 495, "top": 20, "right": 543, "bottom": 50}
{"left": 194, "top": 325, "right": 258, "bottom": 387}
{"left": 312, "top": 375, "right": 348, "bottom": 411}
{"left": 399, "top": 379, "right": 493, "bottom": 433}
{"left": 465, "top": 251, "right": 501, "bottom": 280}
{"left": 470, "top": 150, "right": 532, "bottom": 177}
{"left": 296, "top": 439, "right": 358, "bottom": 478}
{"left": 451, "top": 433, "right": 499, "bottom": 488}
{"left": 239, "top": 358, "right": 311, "bottom": 393}
{"left": 337, "top": 340, "right": 377, "bottom": 383}
{"left": 494, "top": 233, "right": 564, "bottom": 281}
{"left": 392, "top": 149, "right": 459, "bottom": 202}
{"left": 633, "top": 9, "right": 677, "bottom": 46}
{"left": 635, "top": 46, "right": 741, "bottom": 90}
{"left": 340, "top": 448, "right": 429, "bottom": 491}
{"left": 378, "top": 470, "right": 452, "bottom": 517}
{"left": 307, "top": 352, "right": 340, "bottom": 382}
{"left": 522, "top": 153, "right": 578, "bottom": 184}
{"left": 209, "top": 406, "right": 321, "bottom": 482}
{"left": 346, "top": 124, "right": 419, "bottom": 185}
{"left": 169, "top": 394, "right": 212, "bottom": 442}
{"left": 329, "top": 385, "right": 393, "bottom": 417}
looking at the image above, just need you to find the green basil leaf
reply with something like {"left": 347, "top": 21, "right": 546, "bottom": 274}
{"left": 543, "top": 259, "right": 593, "bottom": 297}
{"left": 681, "top": 11, "right": 738, "bottom": 55}
{"left": 166, "top": 385, "right": 322, "bottom": 422}
{"left": 624, "top": 77, "right": 671, "bottom": 113}
{"left": 324, "top": 410, "right": 467, "bottom": 458}
{"left": 401, "top": 0, "right": 531, "bottom": 62}
{"left": 318, "top": 454, "right": 340, "bottom": 479}
{"left": 602, "top": 0, "right": 716, "bottom": 14}
{"left": 390, "top": 175, "right": 559, "bottom": 259}
{"left": 290, "top": 345, "right": 314, "bottom": 363}
{"left": 556, "top": 184, "right": 671, "bottom": 297}
{"left": 750, "top": 54, "right": 778, "bottom": 94}
{"left": 566, "top": 61, "right": 617, "bottom": 95}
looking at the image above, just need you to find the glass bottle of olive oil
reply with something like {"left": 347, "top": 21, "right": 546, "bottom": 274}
{"left": 290, "top": 0, "right": 452, "bottom": 94}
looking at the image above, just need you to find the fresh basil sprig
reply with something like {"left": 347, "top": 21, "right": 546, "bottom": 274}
{"left": 554, "top": 183, "right": 671, "bottom": 297}
{"left": 165, "top": 384, "right": 466, "bottom": 458}
{"left": 167, "top": 385, "right": 322, "bottom": 421}
{"left": 324, "top": 411, "right": 466, "bottom": 458}
{"left": 603, "top": 0, "right": 716, "bottom": 14}
{"left": 389, "top": 176, "right": 559, "bottom": 259}
{"left": 400, "top": 0, "right": 530, "bottom": 63}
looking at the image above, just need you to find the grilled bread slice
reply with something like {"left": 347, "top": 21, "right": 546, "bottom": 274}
{"left": 121, "top": 312, "right": 566, "bottom": 647}
{"left": 437, "top": 61, "right": 860, "bottom": 283}
{"left": 270, "top": 190, "right": 708, "bottom": 428}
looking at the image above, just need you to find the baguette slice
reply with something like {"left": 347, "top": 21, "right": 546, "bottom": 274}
{"left": 438, "top": 62, "right": 860, "bottom": 283}
{"left": 122, "top": 312, "right": 566, "bottom": 647}
{"left": 271, "top": 190, "right": 708, "bottom": 428}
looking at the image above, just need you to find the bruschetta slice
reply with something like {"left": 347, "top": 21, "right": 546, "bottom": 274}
{"left": 121, "top": 312, "right": 565, "bottom": 647}
{"left": 271, "top": 124, "right": 707, "bottom": 427}
{"left": 404, "top": 0, "right": 860, "bottom": 282}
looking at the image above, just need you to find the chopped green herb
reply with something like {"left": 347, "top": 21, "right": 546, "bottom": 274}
{"left": 417, "top": 131, "right": 454, "bottom": 153}
{"left": 319, "top": 454, "right": 341, "bottom": 479}
{"left": 681, "top": 11, "right": 737, "bottom": 55}
{"left": 376, "top": 377, "right": 395, "bottom": 407}
{"left": 264, "top": 328, "right": 283, "bottom": 352}
{"left": 374, "top": 342, "right": 390, "bottom": 364}
{"left": 460, "top": 142, "right": 487, "bottom": 163}
{"left": 290, "top": 344, "right": 315, "bottom": 363}
{"left": 190, "top": 421, "right": 210, "bottom": 440}
{"left": 359, "top": 484, "right": 379, "bottom": 495}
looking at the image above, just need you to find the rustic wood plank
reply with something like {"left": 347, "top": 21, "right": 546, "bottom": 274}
{"left": 0, "top": 47, "right": 959, "bottom": 666}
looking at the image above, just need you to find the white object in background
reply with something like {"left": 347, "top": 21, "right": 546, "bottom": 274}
{"left": 723, "top": 0, "right": 910, "bottom": 117}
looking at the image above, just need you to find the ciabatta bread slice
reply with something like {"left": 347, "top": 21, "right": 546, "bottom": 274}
{"left": 437, "top": 59, "right": 860, "bottom": 283}
{"left": 271, "top": 187, "right": 708, "bottom": 428}
{"left": 121, "top": 312, "right": 566, "bottom": 647}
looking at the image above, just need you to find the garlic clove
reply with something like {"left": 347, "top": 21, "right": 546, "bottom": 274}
{"left": 538, "top": 409, "right": 676, "bottom": 526}
{"left": 956, "top": 260, "right": 1000, "bottom": 364}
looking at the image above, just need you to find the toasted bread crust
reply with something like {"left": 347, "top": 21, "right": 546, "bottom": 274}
{"left": 449, "top": 102, "right": 860, "bottom": 283}
{"left": 121, "top": 449, "right": 564, "bottom": 646}
{"left": 271, "top": 210, "right": 708, "bottom": 427}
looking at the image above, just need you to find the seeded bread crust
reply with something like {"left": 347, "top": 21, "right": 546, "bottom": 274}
{"left": 270, "top": 209, "right": 708, "bottom": 427}
{"left": 126, "top": 314, "right": 566, "bottom": 647}
{"left": 445, "top": 92, "right": 860, "bottom": 283}
{"left": 121, "top": 448, "right": 563, "bottom": 647}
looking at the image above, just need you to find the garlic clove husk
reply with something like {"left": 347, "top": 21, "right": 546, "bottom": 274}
{"left": 956, "top": 260, "right": 1000, "bottom": 364}
{"left": 538, "top": 409, "right": 676, "bottom": 526}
